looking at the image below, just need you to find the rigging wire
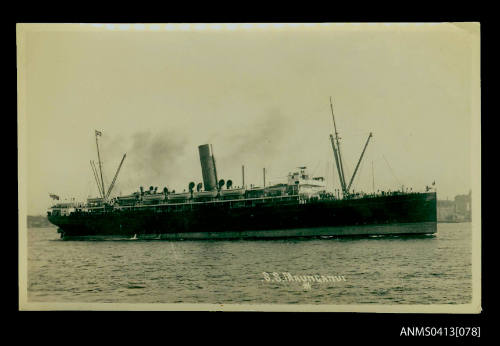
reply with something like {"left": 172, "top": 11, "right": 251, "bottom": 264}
{"left": 85, "top": 169, "right": 93, "bottom": 199}
{"left": 310, "top": 160, "right": 322, "bottom": 177}
{"left": 382, "top": 154, "right": 401, "bottom": 186}
{"left": 352, "top": 153, "right": 365, "bottom": 192}
{"left": 342, "top": 159, "right": 351, "bottom": 188}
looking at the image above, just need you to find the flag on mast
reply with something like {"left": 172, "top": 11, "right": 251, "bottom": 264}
{"left": 95, "top": 130, "right": 102, "bottom": 136}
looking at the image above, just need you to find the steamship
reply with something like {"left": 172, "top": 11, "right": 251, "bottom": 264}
{"left": 47, "top": 101, "right": 437, "bottom": 240}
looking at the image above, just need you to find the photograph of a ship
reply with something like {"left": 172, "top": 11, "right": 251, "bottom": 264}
{"left": 48, "top": 113, "right": 437, "bottom": 240}
{"left": 18, "top": 23, "right": 480, "bottom": 311}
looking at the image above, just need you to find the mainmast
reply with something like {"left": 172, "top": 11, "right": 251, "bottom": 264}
{"left": 328, "top": 98, "right": 373, "bottom": 197}
{"left": 329, "top": 97, "right": 348, "bottom": 196}
{"left": 95, "top": 130, "right": 106, "bottom": 201}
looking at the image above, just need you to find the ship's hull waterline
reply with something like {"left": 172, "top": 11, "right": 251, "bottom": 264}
{"left": 54, "top": 222, "right": 436, "bottom": 241}
{"left": 48, "top": 192, "right": 437, "bottom": 240}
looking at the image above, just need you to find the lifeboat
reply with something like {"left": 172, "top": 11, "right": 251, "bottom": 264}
{"left": 167, "top": 192, "right": 190, "bottom": 202}
{"left": 141, "top": 193, "right": 165, "bottom": 204}
{"left": 87, "top": 197, "right": 104, "bottom": 204}
{"left": 115, "top": 195, "right": 138, "bottom": 205}
{"left": 220, "top": 188, "right": 246, "bottom": 198}
{"left": 193, "top": 190, "right": 218, "bottom": 200}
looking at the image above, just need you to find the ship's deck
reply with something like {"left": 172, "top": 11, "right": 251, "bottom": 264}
{"left": 48, "top": 191, "right": 436, "bottom": 216}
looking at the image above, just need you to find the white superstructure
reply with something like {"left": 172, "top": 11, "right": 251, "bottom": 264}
{"left": 287, "top": 167, "right": 326, "bottom": 199}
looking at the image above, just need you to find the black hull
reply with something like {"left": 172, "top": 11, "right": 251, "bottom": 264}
{"left": 48, "top": 192, "right": 437, "bottom": 240}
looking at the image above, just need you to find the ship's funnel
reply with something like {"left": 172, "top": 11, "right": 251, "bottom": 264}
{"left": 198, "top": 144, "right": 218, "bottom": 191}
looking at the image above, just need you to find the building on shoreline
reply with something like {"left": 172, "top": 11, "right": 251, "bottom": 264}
{"left": 437, "top": 191, "right": 471, "bottom": 222}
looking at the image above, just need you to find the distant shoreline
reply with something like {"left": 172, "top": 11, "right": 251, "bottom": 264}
{"left": 27, "top": 215, "right": 52, "bottom": 228}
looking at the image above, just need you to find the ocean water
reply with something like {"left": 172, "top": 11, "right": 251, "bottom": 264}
{"left": 26, "top": 223, "right": 472, "bottom": 305}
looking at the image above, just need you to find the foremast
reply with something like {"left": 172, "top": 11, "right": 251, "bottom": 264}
{"left": 91, "top": 130, "right": 126, "bottom": 203}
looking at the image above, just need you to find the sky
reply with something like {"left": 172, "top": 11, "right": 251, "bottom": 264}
{"left": 18, "top": 23, "right": 480, "bottom": 215}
